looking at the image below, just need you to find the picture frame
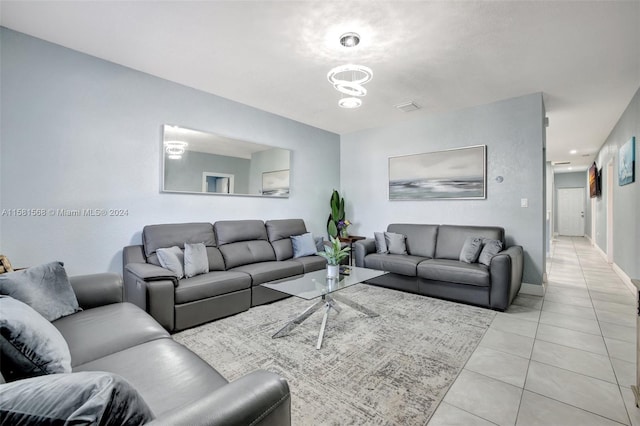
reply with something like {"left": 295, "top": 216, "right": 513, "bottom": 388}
{"left": 388, "top": 145, "right": 486, "bottom": 200}
{"left": 618, "top": 136, "right": 635, "bottom": 186}
{"left": 262, "top": 169, "right": 290, "bottom": 196}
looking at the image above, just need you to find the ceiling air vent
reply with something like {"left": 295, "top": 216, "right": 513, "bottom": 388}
{"left": 395, "top": 101, "right": 421, "bottom": 112}
{"left": 552, "top": 161, "right": 571, "bottom": 166}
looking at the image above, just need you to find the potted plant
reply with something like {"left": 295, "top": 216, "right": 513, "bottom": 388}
{"left": 327, "top": 190, "right": 345, "bottom": 238}
{"left": 317, "top": 236, "right": 350, "bottom": 278}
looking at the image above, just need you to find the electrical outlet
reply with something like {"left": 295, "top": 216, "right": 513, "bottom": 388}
{"left": 521, "top": 198, "right": 528, "bottom": 208}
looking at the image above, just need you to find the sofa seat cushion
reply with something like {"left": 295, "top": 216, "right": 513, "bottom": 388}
{"left": 175, "top": 271, "right": 251, "bottom": 304}
{"left": 74, "top": 339, "right": 228, "bottom": 418}
{"left": 363, "top": 254, "right": 428, "bottom": 277}
{"left": 291, "top": 255, "right": 326, "bottom": 273}
{"left": 231, "top": 261, "right": 304, "bottom": 286}
{"left": 417, "top": 259, "right": 490, "bottom": 287}
{"left": 53, "top": 303, "right": 169, "bottom": 367}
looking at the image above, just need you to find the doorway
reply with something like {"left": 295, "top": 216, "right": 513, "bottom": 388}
{"left": 558, "top": 188, "right": 585, "bottom": 236}
{"left": 202, "top": 172, "right": 235, "bottom": 194}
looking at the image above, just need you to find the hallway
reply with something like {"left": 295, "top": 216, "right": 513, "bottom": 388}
{"left": 430, "top": 236, "right": 638, "bottom": 425}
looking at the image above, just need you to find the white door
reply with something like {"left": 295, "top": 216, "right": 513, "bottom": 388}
{"left": 558, "top": 188, "right": 585, "bottom": 236}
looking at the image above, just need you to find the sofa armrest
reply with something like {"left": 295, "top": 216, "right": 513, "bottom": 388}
{"left": 149, "top": 370, "right": 291, "bottom": 426}
{"left": 489, "top": 245, "right": 524, "bottom": 310}
{"left": 69, "top": 273, "right": 123, "bottom": 309}
{"left": 123, "top": 263, "right": 177, "bottom": 331}
{"left": 125, "top": 263, "right": 178, "bottom": 283}
{"left": 354, "top": 239, "right": 376, "bottom": 267}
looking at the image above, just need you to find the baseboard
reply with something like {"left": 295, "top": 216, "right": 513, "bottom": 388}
{"left": 520, "top": 282, "right": 545, "bottom": 297}
{"left": 594, "top": 243, "right": 608, "bottom": 262}
{"left": 612, "top": 263, "right": 636, "bottom": 294}
{"left": 585, "top": 234, "right": 593, "bottom": 244}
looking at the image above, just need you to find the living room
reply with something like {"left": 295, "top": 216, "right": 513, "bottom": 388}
{"left": 1, "top": 1, "right": 639, "bottom": 425}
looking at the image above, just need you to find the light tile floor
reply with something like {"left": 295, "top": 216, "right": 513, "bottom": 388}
{"left": 429, "top": 236, "right": 639, "bottom": 425}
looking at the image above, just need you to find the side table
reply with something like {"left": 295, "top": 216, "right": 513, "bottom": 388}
{"left": 338, "top": 235, "right": 366, "bottom": 266}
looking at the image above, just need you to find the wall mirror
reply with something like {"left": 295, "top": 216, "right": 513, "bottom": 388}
{"left": 162, "top": 125, "right": 291, "bottom": 197}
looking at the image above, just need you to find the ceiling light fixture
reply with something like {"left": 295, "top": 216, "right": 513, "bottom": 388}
{"left": 340, "top": 32, "right": 360, "bottom": 48}
{"left": 164, "top": 140, "right": 188, "bottom": 159}
{"left": 570, "top": 149, "right": 577, "bottom": 154}
{"left": 327, "top": 64, "right": 373, "bottom": 109}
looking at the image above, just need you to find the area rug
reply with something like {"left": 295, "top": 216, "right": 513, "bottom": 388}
{"left": 174, "top": 284, "right": 496, "bottom": 425}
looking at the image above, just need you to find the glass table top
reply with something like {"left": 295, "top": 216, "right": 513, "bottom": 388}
{"left": 261, "top": 266, "right": 386, "bottom": 300}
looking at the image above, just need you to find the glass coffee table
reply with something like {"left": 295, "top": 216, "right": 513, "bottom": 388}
{"left": 262, "top": 266, "right": 386, "bottom": 349}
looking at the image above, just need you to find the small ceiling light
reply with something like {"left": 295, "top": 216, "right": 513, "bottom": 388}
{"left": 164, "top": 140, "right": 188, "bottom": 159}
{"left": 339, "top": 97, "right": 362, "bottom": 109}
{"left": 340, "top": 32, "right": 360, "bottom": 48}
{"left": 570, "top": 149, "right": 577, "bottom": 154}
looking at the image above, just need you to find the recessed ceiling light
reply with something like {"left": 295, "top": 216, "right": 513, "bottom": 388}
{"left": 568, "top": 167, "right": 573, "bottom": 170}
{"left": 340, "top": 32, "right": 360, "bottom": 47}
{"left": 570, "top": 149, "right": 577, "bottom": 154}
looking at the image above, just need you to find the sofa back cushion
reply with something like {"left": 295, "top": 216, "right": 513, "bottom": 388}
{"left": 142, "top": 223, "right": 224, "bottom": 271}
{"left": 214, "top": 220, "right": 276, "bottom": 269}
{"left": 435, "top": 225, "right": 505, "bottom": 260}
{"left": 265, "top": 219, "right": 308, "bottom": 261}
{"left": 387, "top": 224, "right": 439, "bottom": 258}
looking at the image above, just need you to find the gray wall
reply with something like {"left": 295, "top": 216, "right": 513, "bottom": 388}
{"left": 553, "top": 171, "right": 588, "bottom": 234}
{"left": 341, "top": 93, "right": 546, "bottom": 285}
{"left": 593, "top": 87, "right": 639, "bottom": 279}
{"left": 164, "top": 151, "right": 250, "bottom": 194}
{"left": 0, "top": 28, "right": 340, "bottom": 275}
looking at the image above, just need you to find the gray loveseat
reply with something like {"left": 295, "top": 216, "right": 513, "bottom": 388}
{"left": 355, "top": 224, "right": 524, "bottom": 310}
{"left": 123, "top": 219, "right": 326, "bottom": 332}
{"left": 1, "top": 272, "right": 291, "bottom": 425}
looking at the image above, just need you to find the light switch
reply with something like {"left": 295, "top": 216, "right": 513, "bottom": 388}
{"left": 521, "top": 198, "right": 529, "bottom": 208}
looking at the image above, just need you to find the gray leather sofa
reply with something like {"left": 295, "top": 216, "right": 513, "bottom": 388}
{"left": 355, "top": 224, "right": 524, "bottom": 310}
{"left": 18, "top": 272, "right": 291, "bottom": 424}
{"left": 124, "top": 219, "right": 326, "bottom": 332}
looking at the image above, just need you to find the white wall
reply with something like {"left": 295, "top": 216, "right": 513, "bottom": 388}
{"left": 341, "top": 94, "right": 546, "bottom": 285}
{"left": 592, "top": 86, "right": 639, "bottom": 279}
{"left": 0, "top": 28, "right": 340, "bottom": 275}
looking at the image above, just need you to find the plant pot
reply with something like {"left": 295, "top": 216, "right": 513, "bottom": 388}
{"left": 327, "top": 264, "right": 339, "bottom": 279}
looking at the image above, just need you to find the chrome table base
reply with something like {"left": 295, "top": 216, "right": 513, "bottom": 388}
{"left": 272, "top": 293, "right": 378, "bottom": 350}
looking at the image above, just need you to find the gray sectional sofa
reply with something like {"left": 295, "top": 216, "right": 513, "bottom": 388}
{"left": 355, "top": 224, "right": 524, "bottom": 310}
{"left": 1, "top": 272, "right": 291, "bottom": 425}
{"left": 123, "top": 219, "right": 326, "bottom": 332}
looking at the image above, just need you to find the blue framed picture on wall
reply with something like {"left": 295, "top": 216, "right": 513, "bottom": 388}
{"left": 618, "top": 136, "right": 635, "bottom": 186}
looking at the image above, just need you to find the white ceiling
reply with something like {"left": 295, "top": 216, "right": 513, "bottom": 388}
{"left": 163, "top": 125, "right": 272, "bottom": 159}
{"left": 2, "top": 1, "right": 639, "bottom": 173}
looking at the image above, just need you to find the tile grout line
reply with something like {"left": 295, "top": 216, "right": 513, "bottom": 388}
{"left": 573, "top": 237, "right": 634, "bottom": 426}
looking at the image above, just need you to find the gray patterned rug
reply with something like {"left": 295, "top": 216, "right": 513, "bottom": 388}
{"left": 174, "top": 284, "right": 495, "bottom": 425}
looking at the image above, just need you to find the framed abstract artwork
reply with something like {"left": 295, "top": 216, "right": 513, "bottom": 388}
{"left": 618, "top": 136, "right": 635, "bottom": 186}
{"left": 389, "top": 145, "right": 486, "bottom": 200}
{"left": 262, "top": 169, "right": 290, "bottom": 196}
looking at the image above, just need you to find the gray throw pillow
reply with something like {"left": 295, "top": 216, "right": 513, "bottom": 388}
{"left": 0, "top": 296, "right": 72, "bottom": 382}
{"left": 374, "top": 232, "right": 388, "bottom": 254}
{"left": 0, "top": 261, "right": 80, "bottom": 322}
{"left": 156, "top": 246, "right": 184, "bottom": 279}
{"left": 184, "top": 243, "right": 209, "bottom": 278}
{"left": 0, "top": 371, "right": 154, "bottom": 425}
{"left": 384, "top": 232, "right": 407, "bottom": 255}
{"left": 479, "top": 239, "right": 504, "bottom": 266}
{"left": 314, "top": 236, "right": 326, "bottom": 252}
{"left": 459, "top": 236, "right": 484, "bottom": 263}
{"left": 291, "top": 233, "right": 318, "bottom": 258}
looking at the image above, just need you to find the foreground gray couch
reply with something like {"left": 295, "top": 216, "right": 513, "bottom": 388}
{"left": 355, "top": 224, "right": 523, "bottom": 310}
{"left": 2, "top": 273, "right": 291, "bottom": 425}
{"left": 124, "top": 219, "right": 326, "bottom": 332}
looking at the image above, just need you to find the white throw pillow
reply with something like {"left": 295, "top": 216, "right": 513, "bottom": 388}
{"left": 374, "top": 232, "right": 388, "bottom": 254}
